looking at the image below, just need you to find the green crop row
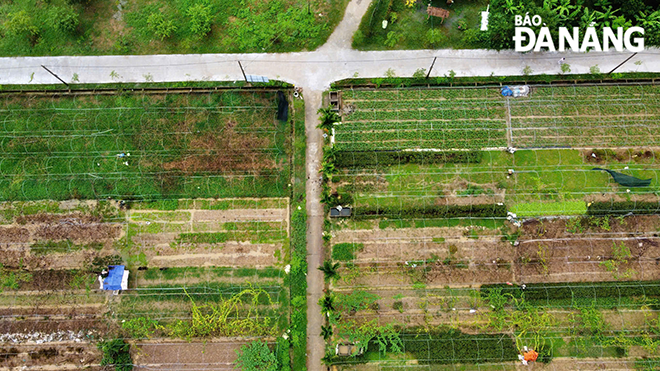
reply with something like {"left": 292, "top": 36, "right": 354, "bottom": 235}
{"left": 345, "top": 107, "right": 505, "bottom": 122}
{"left": 339, "top": 120, "right": 505, "bottom": 132}
{"left": 481, "top": 280, "right": 660, "bottom": 308}
{"left": 353, "top": 204, "right": 507, "bottom": 219}
{"left": 587, "top": 201, "right": 660, "bottom": 215}
{"left": 351, "top": 99, "right": 506, "bottom": 111}
{"left": 401, "top": 330, "right": 518, "bottom": 365}
{"left": 334, "top": 138, "right": 506, "bottom": 151}
{"left": 342, "top": 88, "right": 499, "bottom": 101}
{"left": 334, "top": 150, "right": 482, "bottom": 168}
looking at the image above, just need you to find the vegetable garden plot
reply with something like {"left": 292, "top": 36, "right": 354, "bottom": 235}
{"left": 338, "top": 87, "right": 508, "bottom": 151}
{"left": 509, "top": 84, "right": 660, "bottom": 148}
{"left": 0, "top": 90, "right": 290, "bottom": 200}
{"left": 332, "top": 149, "right": 660, "bottom": 217}
{"left": 125, "top": 198, "right": 289, "bottom": 268}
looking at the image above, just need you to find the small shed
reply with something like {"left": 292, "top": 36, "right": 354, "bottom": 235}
{"left": 99, "top": 265, "right": 129, "bottom": 292}
{"left": 330, "top": 206, "right": 351, "bottom": 218}
{"left": 427, "top": 6, "right": 450, "bottom": 19}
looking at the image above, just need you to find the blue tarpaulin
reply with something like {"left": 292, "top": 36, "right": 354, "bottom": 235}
{"left": 103, "top": 265, "right": 125, "bottom": 290}
{"left": 501, "top": 86, "right": 513, "bottom": 96}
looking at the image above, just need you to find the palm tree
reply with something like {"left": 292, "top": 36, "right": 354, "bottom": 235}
{"left": 318, "top": 260, "right": 340, "bottom": 282}
{"left": 321, "top": 324, "right": 333, "bottom": 340}
{"left": 317, "top": 107, "right": 340, "bottom": 130}
{"left": 319, "top": 294, "right": 335, "bottom": 315}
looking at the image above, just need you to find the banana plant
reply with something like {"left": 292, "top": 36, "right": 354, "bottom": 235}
{"left": 318, "top": 260, "right": 340, "bottom": 282}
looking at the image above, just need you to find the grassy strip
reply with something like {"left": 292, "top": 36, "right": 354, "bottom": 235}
{"left": 288, "top": 97, "right": 307, "bottom": 371}
{"left": 141, "top": 267, "right": 282, "bottom": 280}
{"left": 331, "top": 73, "right": 660, "bottom": 89}
{"left": 511, "top": 201, "right": 587, "bottom": 217}
{"left": 481, "top": 281, "right": 660, "bottom": 309}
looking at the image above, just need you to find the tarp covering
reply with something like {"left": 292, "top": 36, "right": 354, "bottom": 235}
{"left": 501, "top": 87, "right": 513, "bottom": 96}
{"left": 592, "top": 168, "right": 652, "bottom": 187}
{"left": 277, "top": 91, "right": 289, "bottom": 122}
{"left": 103, "top": 265, "right": 125, "bottom": 290}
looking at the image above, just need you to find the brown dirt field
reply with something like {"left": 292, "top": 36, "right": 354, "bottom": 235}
{"left": 134, "top": 340, "right": 249, "bottom": 370}
{"left": 0, "top": 248, "right": 116, "bottom": 270}
{"left": 163, "top": 130, "right": 275, "bottom": 173}
{"left": 0, "top": 316, "right": 110, "bottom": 334}
{"left": 335, "top": 215, "right": 660, "bottom": 286}
{"left": 148, "top": 244, "right": 278, "bottom": 268}
{"left": 16, "top": 214, "right": 101, "bottom": 225}
{"left": 3, "top": 270, "right": 97, "bottom": 291}
{"left": 0, "top": 343, "right": 101, "bottom": 369}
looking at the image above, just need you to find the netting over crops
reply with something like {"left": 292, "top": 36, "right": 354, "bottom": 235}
{"left": 332, "top": 83, "right": 660, "bottom": 219}
{"left": 324, "top": 83, "right": 660, "bottom": 370}
{"left": 0, "top": 90, "right": 290, "bottom": 201}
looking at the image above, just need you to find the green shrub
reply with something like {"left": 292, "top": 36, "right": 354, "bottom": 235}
{"left": 332, "top": 243, "right": 364, "bottom": 261}
{"left": 587, "top": 201, "right": 660, "bottom": 216}
{"left": 186, "top": 3, "right": 212, "bottom": 38}
{"left": 98, "top": 339, "right": 132, "bottom": 371}
{"left": 147, "top": 13, "right": 177, "bottom": 40}
{"left": 334, "top": 150, "right": 482, "bottom": 168}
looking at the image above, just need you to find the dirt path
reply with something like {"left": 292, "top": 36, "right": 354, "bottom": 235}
{"left": 304, "top": 90, "right": 325, "bottom": 371}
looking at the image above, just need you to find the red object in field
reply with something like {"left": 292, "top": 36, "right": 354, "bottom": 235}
{"left": 523, "top": 350, "right": 539, "bottom": 362}
{"left": 506, "top": 282, "right": 513, "bottom": 286}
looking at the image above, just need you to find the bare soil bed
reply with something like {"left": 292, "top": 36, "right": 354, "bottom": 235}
{"left": 134, "top": 340, "right": 249, "bottom": 370}
{"left": 333, "top": 215, "right": 660, "bottom": 286}
{"left": 0, "top": 343, "right": 101, "bottom": 369}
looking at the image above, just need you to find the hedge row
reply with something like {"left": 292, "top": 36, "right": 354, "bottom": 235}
{"left": 353, "top": 204, "right": 507, "bottom": 219}
{"left": 334, "top": 150, "right": 482, "bottom": 168}
{"left": 587, "top": 201, "right": 660, "bottom": 215}
{"left": 401, "top": 330, "right": 518, "bottom": 364}
{"left": 481, "top": 281, "right": 660, "bottom": 306}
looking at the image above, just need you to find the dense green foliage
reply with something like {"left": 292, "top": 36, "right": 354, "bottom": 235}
{"left": 0, "top": 90, "right": 289, "bottom": 201}
{"left": 353, "top": 204, "right": 508, "bottom": 219}
{"left": 290, "top": 206, "right": 307, "bottom": 370}
{"left": 334, "top": 150, "right": 483, "bottom": 168}
{"left": 331, "top": 243, "right": 364, "bottom": 261}
{"left": 98, "top": 339, "right": 132, "bottom": 371}
{"left": 483, "top": 0, "right": 660, "bottom": 50}
{"left": 401, "top": 330, "right": 518, "bottom": 364}
{"left": 481, "top": 280, "right": 660, "bottom": 308}
{"left": 353, "top": 0, "right": 660, "bottom": 51}
{"left": 0, "top": 0, "right": 349, "bottom": 56}
{"left": 587, "top": 201, "right": 660, "bottom": 215}
{"left": 234, "top": 340, "right": 278, "bottom": 371}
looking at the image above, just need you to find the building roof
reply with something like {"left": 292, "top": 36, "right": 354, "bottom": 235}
{"left": 427, "top": 6, "right": 450, "bottom": 19}
{"left": 103, "top": 265, "right": 126, "bottom": 290}
{"left": 330, "top": 207, "right": 352, "bottom": 217}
